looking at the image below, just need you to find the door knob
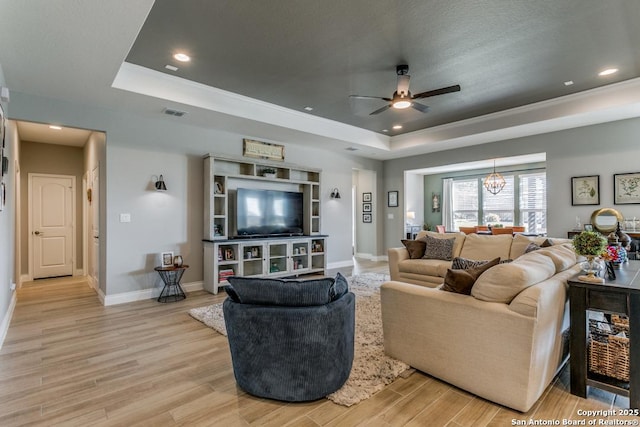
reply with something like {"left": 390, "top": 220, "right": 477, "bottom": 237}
{"left": 34, "top": 231, "right": 41, "bottom": 235}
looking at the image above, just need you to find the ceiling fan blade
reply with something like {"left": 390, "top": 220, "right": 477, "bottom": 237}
{"left": 349, "top": 95, "right": 392, "bottom": 102}
{"left": 411, "top": 102, "right": 430, "bottom": 113}
{"left": 412, "top": 84, "right": 461, "bottom": 99}
{"left": 369, "top": 104, "right": 392, "bottom": 115}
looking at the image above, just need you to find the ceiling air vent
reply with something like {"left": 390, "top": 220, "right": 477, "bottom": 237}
{"left": 345, "top": 147, "right": 358, "bottom": 151}
{"left": 163, "top": 108, "right": 187, "bottom": 117}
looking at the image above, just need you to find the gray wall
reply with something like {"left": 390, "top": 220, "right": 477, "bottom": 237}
{"left": 19, "top": 141, "right": 84, "bottom": 275}
{"left": 8, "top": 91, "right": 382, "bottom": 298}
{"left": 385, "top": 118, "right": 640, "bottom": 250}
{"left": 0, "top": 63, "right": 16, "bottom": 345}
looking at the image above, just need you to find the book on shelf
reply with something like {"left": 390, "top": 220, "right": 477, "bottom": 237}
{"left": 218, "top": 268, "right": 235, "bottom": 282}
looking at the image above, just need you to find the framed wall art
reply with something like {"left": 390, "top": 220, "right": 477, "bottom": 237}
{"left": 432, "top": 192, "right": 441, "bottom": 212}
{"left": 614, "top": 172, "right": 640, "bottom": 204}
{"left": 363, "top": 213, "right": 372, "bottom": 223}
{"left": 160, "top": 251, "right": 174, "bottom": 267}
{"left": 363, "top": 192, "right": 372, "bottom": 202}
{"left": 387, "top": 190, "right": 398, "bottom": 207}
{"left": 363, "top": 202, "right": 372, "bottom": 212}
{"left": 571, "top": 175, "right": 599, "bottom": 206}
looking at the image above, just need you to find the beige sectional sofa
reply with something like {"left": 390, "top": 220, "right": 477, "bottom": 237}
{"left": 381, "top": 231, "right": 580, "bottom": 412}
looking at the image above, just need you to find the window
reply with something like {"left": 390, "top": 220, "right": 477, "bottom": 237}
{"left": 520, "top": 172, "right": 547, "bottom": 234}
{"left": 452, "top": 179, "right": 478, "bottom": 230}
{"left": 446, "top": 170, "right": 546, "bottom": 234}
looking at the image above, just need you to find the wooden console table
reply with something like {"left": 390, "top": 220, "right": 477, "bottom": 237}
{"left": 568, "top": 261, "right": 640, "bottom": 408}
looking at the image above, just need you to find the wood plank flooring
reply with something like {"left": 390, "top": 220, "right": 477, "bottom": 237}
{"left": 0, "top": 260, "right": 631, "bottom": 426}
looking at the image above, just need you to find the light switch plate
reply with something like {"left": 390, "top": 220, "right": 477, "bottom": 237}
{"left": 388, "top": 213, "right": 394, "bottom": 219}
{"left": 120, "top": 213, "right": 131, "bottom": 223}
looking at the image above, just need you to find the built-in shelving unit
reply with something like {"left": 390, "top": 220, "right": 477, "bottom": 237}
{"left": 203, "top": 155, "right": 326, "bottom": 294}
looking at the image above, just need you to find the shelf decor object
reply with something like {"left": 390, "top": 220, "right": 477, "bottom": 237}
{"left": 572, "top": 231, "right": 607, "bottom": 283}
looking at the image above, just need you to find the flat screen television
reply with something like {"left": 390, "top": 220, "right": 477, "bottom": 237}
{"left": 235, "top": 188, "right": 304, "bottom": 237}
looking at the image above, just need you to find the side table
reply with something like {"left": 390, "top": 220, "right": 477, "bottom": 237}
{"left": 155, "top": 265, "right": 189, "bottom": 303}
{"left": 568, "top": 261, "right": 640, "bottom": 408}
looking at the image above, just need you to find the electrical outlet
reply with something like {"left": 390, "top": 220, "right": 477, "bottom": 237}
{"left": 10, "top": 282, "right": 16, "bottom": 291}
{"left": 119, "top": 213, "right": 131, "bottom": 223}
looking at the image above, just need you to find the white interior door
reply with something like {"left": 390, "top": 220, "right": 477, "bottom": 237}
{"left": 90, "top": 166, "right": 99, "bottom": 287}
{"left": 30, "top": 174, "right": 75, "bottom": 279}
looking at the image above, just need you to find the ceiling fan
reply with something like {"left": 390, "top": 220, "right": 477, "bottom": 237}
{"left": 350, "top": 64, "right": 461, "bottom": 115}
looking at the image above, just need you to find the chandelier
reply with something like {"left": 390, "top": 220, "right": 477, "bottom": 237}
{"left": 483, "top": 160, "right": 506, "bottom": 195}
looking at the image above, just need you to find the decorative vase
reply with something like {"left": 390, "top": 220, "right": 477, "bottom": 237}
{"left": 578, "top": 255, "right": 604, "bottom": 283}
{"left": 173, "top": 255, "right": 183, "bottom": 267}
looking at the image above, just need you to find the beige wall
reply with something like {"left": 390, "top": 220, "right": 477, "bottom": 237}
{"left": 20, "top": 141, "right": 84, "bottom": 276}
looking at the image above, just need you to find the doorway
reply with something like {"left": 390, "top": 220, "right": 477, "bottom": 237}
{"left": 28, "top": 173, "right": 76, "bottom": 279}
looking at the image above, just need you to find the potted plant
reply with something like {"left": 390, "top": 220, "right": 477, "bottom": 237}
{"left": 572, "top": 231, "right": 607, "bottom": 283}
{"left": 263, "top": 168, "right": 277, "bottom": 178}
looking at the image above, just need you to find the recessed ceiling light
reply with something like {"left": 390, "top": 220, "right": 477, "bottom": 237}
{"left": 173, "top": 53, "right": 191, "bottom": 62}
{"left": 165, "top": 64, "right": 179, "bottom": 71}
{"left": 392, "top": 125, "right": 403, "bottom": 130}
{"left": 598, "top": 68, "right": 618, "bottom": 76}
{"left": 564, "top": 80, "right": 574, "bottom": 86}
{"left": 303, "top": 106, "right": 313, "bottom": 111}
{"left": 49, "top": 125, "right": 62, "bottom": 130}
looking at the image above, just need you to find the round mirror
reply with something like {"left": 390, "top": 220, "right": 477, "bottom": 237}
{"left": 590, "top": 208, "right": 623, "bottom": 233}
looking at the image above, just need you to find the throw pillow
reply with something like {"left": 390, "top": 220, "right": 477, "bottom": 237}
{"left": 226, "top": 276, "right": 335, "bottom": 306}
{"left": 332, "top": 272, "right": 349, "bottom": 300}
{"left": 524, "top": 242, "right": 541, "bottom": 253}
{"left": 422, "top": 235, "right": 455, "bottom": 261}
{"left": 451, "top": 257, "right": 489, "bottom": 270}
{"left": 452, "top": 257, "right": 511, "bottom": 270}
{"left": 441, "top": 257, "right": 500, "bottom": 294}
{"left": 401, "top": 239, "right": 427, "bottom": 259}
{"left": 541, "top": 238, "right": 554, "bottom": 247}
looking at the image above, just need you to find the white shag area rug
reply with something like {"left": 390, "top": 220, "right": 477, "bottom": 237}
{"left": 189, "top": 272, "right": 413, "bottom": 407}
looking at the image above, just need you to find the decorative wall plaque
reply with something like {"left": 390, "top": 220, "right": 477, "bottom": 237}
{"left": 243, "top": 138, "right": 285, "bottom": 161}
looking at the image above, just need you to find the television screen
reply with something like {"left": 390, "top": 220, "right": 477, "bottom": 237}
{"left": 236, "top": 188, "right": 304, "bottom": 237}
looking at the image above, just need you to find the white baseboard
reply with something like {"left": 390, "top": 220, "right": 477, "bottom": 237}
{"left": 74, "top": 268, "right": 84, "bottom": 277}
{"left": 20, "top": 274, "right": 31, "bottom": 283}
{"left": 327, "top": 260, "right": 354, "bottom": 270}
{"left": 0, "top": 291, "right": 17, "bottom": 350}
{"left": 354, "top": 253, "right": 388, "bottom": 262}
{"left": 102, "top": 280, "right": 204, "bottom": 306}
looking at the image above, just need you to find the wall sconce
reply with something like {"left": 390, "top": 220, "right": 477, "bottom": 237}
{"left": 153, "top": 174, "right": 167, "bottom": 191}
{"left": 330, "top": 188, "right": 341, "bottom": 199}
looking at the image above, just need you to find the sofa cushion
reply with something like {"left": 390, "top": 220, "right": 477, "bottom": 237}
{"left": 398, "top": 258, "right": 451, "bottom": 278}
{"left": 416, "top": 231, "right": 466, "bottom": 257}
{"left": 535, "top": 243, "right": 577, "bottom": 273}
{"left": 471, "top": 251, "right": 556, "bottom": 303}
{"left": 226, "top": 276, "right": 337, "bottom": 306}
{"left": 422, "top": 235, "right": 454, "bottom": 260}
{"left": 459, "top": 233, "right": 513, "bottom": 261}
{"left": 401, "top": 239, "right": 427, "bottom": 259}
{"left": 451, "top": 257, "right": 490, "bottom": 270}
{"left": 509, "top": 234, "right": 552, "bottom": 259}
{"left": 442, "top": 257, "right": 500, "bottom": 294}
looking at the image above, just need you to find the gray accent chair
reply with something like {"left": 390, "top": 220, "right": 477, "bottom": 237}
{"left": 223, "top": 274, "right": 355, "bottom": 402}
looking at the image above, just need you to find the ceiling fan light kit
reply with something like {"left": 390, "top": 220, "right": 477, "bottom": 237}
{"left": 350, "top": 64, "right": 460, "bottom": 116}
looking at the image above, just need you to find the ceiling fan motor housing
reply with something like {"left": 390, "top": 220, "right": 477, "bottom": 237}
{"left": 396, "top": 64, "right": 409, "bottom": 75}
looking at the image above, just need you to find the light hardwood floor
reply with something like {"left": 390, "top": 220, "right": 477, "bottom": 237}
{"left": 0, "top": 260, "right": 631, "bottom": 426}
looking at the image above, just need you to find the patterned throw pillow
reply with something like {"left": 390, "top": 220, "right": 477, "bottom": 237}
{"left": 524, "top": 242, "right": 541, "bottom": 253}
{"left": 451, "top": 257, "right": 489, "bottom": 270}
{"left": 401, "top": 239, "right": 427, "bottom": 259}
{"left": 441, "top": 257, "right": 501, "bottom": 294}
{"left": 541, "top": 238, "right": 554, "bottom": 247}
{"left": 422, "top": 235, "right": 455, "bottom": 261}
